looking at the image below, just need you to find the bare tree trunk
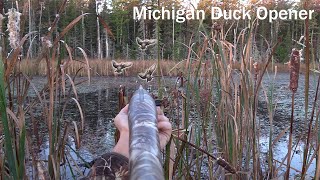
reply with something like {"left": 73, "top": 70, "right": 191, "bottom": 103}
{"left": 97, "top": 17, "right": 101, "bottom": 59}
{"left": 82, "top": 11, "right": 85, "bottom": 50}
{"left": 134, "top": 18, "right": 136, "bottom": 39}
{"left": 39, "top": 2, "right": 43, "bottom": 43}
{"left": 105, "top": 32, "right": 109, "bottom": 58}
{"left": 126, "top": 43, "right": 128, "bottom": 60}
{"left": 28, "top": 0, "right": 32, "bottom": 58}
{"left": 172, "top": 18, "right": 174, "bottom": 60}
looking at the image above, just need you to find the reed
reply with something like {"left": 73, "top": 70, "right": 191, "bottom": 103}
{"left": 301, "top": 70, "right": 320, "bottom": 179}
{"left": 115, "top": 85, "right": 127, "bottom": 143}
{"left": 0, "top": 52, "right": 21, "bottom": 180}
{"left": 0, "top": 1, "right": 92, "bottom": 179}
{"left": 285, "top": 49, "right": 300, "bottom": 179}
{"left": 316, "top": 145, "right": 320, "bottom": 179}
{"left": 18, "top": 58, "right": 301, "bottom": 77}
{"left": 263, "top": 65, "right": 278, "bottom": 178}
{"left": 18, "top": 59, "right": 177, "bottom": 77}
{"left": 301, "top": 3, "right": 312, "bottom": 179}
{"left": 161, "top": 15, "right": 317, "bottom": 179}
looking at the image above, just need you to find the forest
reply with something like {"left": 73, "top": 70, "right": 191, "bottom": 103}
{"left": 1, "top": 0, "right": 319, "bottom": 63}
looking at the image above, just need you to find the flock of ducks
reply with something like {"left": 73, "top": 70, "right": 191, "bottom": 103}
{"left": 111, "top": 60, "right": 157, "bottom": 82}
{"left": 111, "top": 37, "right": 158, "bottom": 82}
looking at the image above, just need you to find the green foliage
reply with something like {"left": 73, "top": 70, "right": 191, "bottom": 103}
{"left": 8, "top": 0, "right": 318, "bottom": 61}
{"left": 0, "top": 57, "right": 18, "bottom": 179}
{"left": 275, "top": 27, "right": 292, "bottom": 63}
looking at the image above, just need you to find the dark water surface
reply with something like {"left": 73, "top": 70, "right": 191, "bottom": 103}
{"left": 27, "top": 76, "right": 175, "bottom": 179}
{"left": 257, "top": 72, "right": 317, "bottom": 178}
{"left": 26, "top": 73, "right": 318, "bottom": 179}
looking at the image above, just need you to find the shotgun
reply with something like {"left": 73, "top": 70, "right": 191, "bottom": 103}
{"left": 128, "top": 85, "right": 164, "bottom": 180}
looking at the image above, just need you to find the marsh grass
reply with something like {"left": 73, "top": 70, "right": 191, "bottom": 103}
{"left": 0, "top": 1, "right": 97, "bottom": 179}
{"left": 18, "top": 59, "right": 177, "bottom": 77}
{"left": 161, "top": 15, "right": 319, "bottom": 180}
{"left": 17, "top": 58, "right": 306, "bottom": 77}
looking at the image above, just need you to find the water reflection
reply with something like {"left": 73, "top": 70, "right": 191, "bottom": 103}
{"left": 260, "top": 135, "right": 315, "bottom": 178}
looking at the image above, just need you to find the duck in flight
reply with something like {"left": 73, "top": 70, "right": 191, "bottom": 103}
{"left": 138, "top": 64, "right": 157, "bottom": 82}
{"left": 136, "top": 37, "right": 157, "bottom": 51}
{"left": 111, "top": 60, "right": 133, "bottom": 74}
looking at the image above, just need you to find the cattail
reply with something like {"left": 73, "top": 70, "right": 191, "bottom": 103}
{"left": 0, "top": 14, "right": 4, "bottom": 32}
{"left": 6, "top": 8, "right": 21, "bottom": 49}
{"left": 41, "top": 36, "right": 52, "bottom": 48}
{"left": 286, "top": 48, "right": 300, "bottom": 179}
{"left": 216, "top": 158, "right": 236, "bottom": 174}
{"left": 289, "top": 49, "right": 300, "bottom": 93}
{"left": 212, "top": 22, "right": 222, "bottom": 32}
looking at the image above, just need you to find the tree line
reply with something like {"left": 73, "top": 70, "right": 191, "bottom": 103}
{"left": 0, "top": 0, "right": 319, "bottom": 63}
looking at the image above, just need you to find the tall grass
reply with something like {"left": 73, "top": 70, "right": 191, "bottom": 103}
{"left": 0, "top": 1, "right": 95, "bottom": 179}
{"left": 19, "top": 59, "right": 177, "bottom": 77}
{"left": 161, "top": 15, "right": 319, "bottom": 180}
{"left": 18, "top": 58, "right": 304, "bottom": 77}
{"left": 0, "top": 53, "right": 23, "bottom": 179}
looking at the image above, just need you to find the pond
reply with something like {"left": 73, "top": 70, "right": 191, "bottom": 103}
{"left": 26, "top": 76, "right": 175, "bottom": 179}
{"left": 26, "top": 73, "right": 317, "bottom": 179}
{"left": 257, "top": 72, "right": 317, "bottom": 179}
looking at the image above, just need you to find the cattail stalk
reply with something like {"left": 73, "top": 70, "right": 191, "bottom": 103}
{"left": 316, "top": 144, "right": 320, "bottom": 179}
{"left": 0, "top": 13, "right": 4, "bottom": 40}
{"left": 115, "top": 85, "right": 127, "bottom": 143}
{"left": 286, "top": 49, "right": 300, "bottom": 179}
{"left": 302, "top": 2, "right": 311, "bottom": 178}
{"left": 252, "top": 61, "right": 261, "bottom": 179}
{"left": 301, "top": 72, "right": 320, "bottom": 179}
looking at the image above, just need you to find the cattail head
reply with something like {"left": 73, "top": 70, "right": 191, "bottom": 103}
{"left": 6, "top": 8, "right": 21, "bottom": 49}
{"left": 253, "top": 62, "right": 258, "bottom": 70}
{"left": 41, "top": 36, "right": 52, "bottom": 48}
{"left": 212, "top": 22, "right": 222, "bottom": 32}
{"left": 0, "top": 14, "right": 4, "bottom": 32}
{"left": 289, "top": 49, "right": 300, "bottom": 93}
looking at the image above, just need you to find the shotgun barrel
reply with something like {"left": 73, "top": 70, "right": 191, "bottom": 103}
{"left": 128, "top": 86, "right": 164, "bottom": 180}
